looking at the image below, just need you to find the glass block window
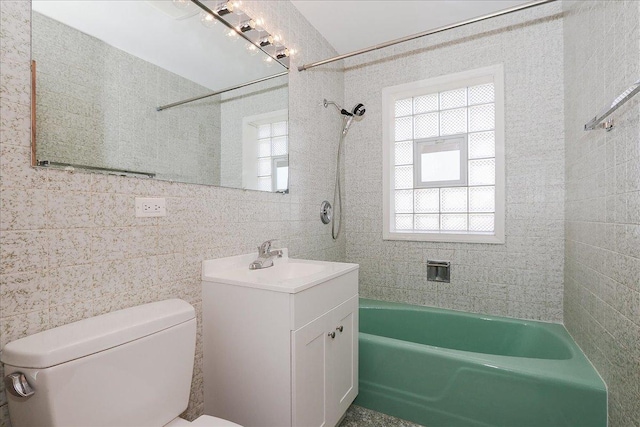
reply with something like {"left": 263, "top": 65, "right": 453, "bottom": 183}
{"left": 382, "top": 65, "right": 504, "bottom": 243}
{"left": 256, "top": 120, "right": 288, "bottom": 192}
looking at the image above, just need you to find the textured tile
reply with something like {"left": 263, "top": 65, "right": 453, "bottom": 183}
{"left": 47, "top": 228, "right": 91, "bottom": 267}
{"left": 0, "top": 309, "right": 48, "bottom": 348}
{"left": 91, "top": 227, "right": 157, "bottom": 262}
{"left": 0, "top": 60, "right": 30, "bottom": 105}
{"left": 48, "top": 300, "right": 93, "bottom": 328}
{"left": 156, "top": 278, "right": 200, "bottom": 306}
{"left": 339, "top": 405, "right": 422, "bottom": 427}
{"left": 157, "top": 253, "right": 190, "bottom": 283}
{"left": 90, "top": 193, "right": 139, "bottom": 228}
{"left": 0, "top": 270, "right": 48, "bottom": 315}
{"left": 0, "top": 188, "right": 48, "bottom": 230}
{"left": 562, "top": 1, "right": 640, "bottom": 426}
{"left": 0, "top": 144, "right": 46, "bottom": 188}
{"left": 47, "top": 191, "right": 92, "bottom": 228}
{"left": 0, "top": 100, "right": 30, "bottom": 142}
{"left": 0, "top": 2, "right": 31, "bottom": 65}
{"left": 0, "top": 230, "right": 48, "bottom": 274}
{"left": 49, "top": 265, "right": 93, "bottom": 307}
{"left": 92, "top": 256, "right": 158, "bottom": 297}
{"left": 46, "top": 169, "right": 92, "bottom": 192}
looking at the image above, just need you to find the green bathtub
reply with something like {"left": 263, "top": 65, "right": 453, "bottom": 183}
{"left": 355, "top": 299, "right": 606, "bottom": 427}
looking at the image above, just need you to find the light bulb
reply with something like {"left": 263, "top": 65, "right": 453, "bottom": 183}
{"left": 172, "top": 0, "right": 190, "bottom": 9}
{"left": 237, "top": 19, "right": 255, "bottom": 33}
{"left": 259, "top": 35, "right": 274, "bottom": 47}
{"left": 245, "top": 43, "right": 259, "bottom": 56}
{"left": 200, "top": 11, "right": 217, "bottom": 28}
{"left": 276, "top": 48, "right": 289, "bottom": 60}
{"left": 254, "top": 18, "right": 265, "bottom": 32}
{"left": 226, "top": 29, "right": 239, "bottom": 41}
{"left": 230, "top": 1, "right": 243, "bottom": 15}
{"left": 215, "top": 1, "right": 233, "bottom": 16}
{"left": 273, "top": 34, "right": 282, "bottom": 44}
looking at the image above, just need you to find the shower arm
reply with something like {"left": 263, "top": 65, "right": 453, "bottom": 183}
{"left": 323, "top": 99, "right": 352, "bottom": 116}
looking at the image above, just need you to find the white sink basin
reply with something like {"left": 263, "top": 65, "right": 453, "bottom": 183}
{"left": 202, "top": 249, "right": 358, "bottom": 293}
{"left": 252, "top": 262, "right": 326, "bottom": 280}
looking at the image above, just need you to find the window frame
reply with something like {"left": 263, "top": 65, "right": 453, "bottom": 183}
{"left": 414, "top": 134, "right": 468, "bottom": 188}
{"left": 271, "top": 155, "right": 288, "bottom": 192}
{"left": 382, "top": 64, "right": 505, "bottom": 244}
{"left": 241, "top": 109, "right": 288, "bottom": 192}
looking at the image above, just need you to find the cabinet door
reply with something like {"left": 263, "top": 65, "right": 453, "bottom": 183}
{"left": 292, "top": 312, "right": 331, "bottom": 427}
{"left": 328, "top": 295, "right": 359, "bottom": 426}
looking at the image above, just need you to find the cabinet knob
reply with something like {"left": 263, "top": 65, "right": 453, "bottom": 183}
{"left": 336, "top": 325, "right": 343, "bottom": 333}
{"left": 328, "top": 331, "right": 336, "bottom": 339}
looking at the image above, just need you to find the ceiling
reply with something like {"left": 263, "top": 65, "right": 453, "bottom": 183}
{"left": 290, "top": 1, "right": 532, "bottom": 55}
{"left": 32, "top": 0, "right": 286, "bottom": 92}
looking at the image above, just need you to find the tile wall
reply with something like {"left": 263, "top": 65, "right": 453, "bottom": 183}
{"left": 32, "top": 12, "right": 221, "bottom": 185}
{"left": 0, "top": 0, "right": 345, "bottom": 424}
{"left": 563, "top": 1, "right": 640, "bottom": 425}
{"left": 343, "top": 3, "right": 566, "bottom": 321}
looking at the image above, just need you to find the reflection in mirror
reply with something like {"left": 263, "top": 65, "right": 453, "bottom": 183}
{"left": 31, "top": 0, "right": 289, "bottom": 192}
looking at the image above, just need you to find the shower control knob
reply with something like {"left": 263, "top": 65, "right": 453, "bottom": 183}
{"left": 328, "top": 331, "right": 336, "bottom": 339}
{"left": 320, "top": 201, "right": 332, "bottom": 225}
{"left": 4, "top": 372, "right": 35, "bottom": 398}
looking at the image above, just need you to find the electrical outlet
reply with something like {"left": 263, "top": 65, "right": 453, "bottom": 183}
{"left": 135, "top": 197, "right": 166, "bottom": 217}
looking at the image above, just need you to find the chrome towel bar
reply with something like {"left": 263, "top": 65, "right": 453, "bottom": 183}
{"left": 584, "top": 79, "right": 640, "bottom": 131}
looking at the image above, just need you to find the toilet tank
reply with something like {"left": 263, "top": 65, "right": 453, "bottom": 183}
{"left": 1, "top": 299, "right": 196, "bottom": 427}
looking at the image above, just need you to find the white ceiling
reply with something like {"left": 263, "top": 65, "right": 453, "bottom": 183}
{"left": 290, "top": 1, "right": 532, "bottom": 55}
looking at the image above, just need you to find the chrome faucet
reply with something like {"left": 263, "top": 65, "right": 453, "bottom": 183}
{"left": 249, "top": 239, "right": 283, "bottom": 270}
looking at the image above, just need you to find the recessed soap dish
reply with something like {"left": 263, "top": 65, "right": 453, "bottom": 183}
{"left": 427, "top": 260, "right": 450, "bottom": 283}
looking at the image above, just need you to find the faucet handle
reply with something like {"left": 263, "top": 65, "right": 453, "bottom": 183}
{"left": 258, "top": 239, "right": 278, "bottom": 255}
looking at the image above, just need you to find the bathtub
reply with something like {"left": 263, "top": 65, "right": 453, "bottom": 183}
{"left": 354, "top": 299, "right": 606, "bottom": 427}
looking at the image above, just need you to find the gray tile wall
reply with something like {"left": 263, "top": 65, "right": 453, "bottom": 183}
{"left": 33, "top": 12, "right": 222, "bottom": 186}
{"left": 563, "top": 1, "right": 640, "bottom": 426}
{"left": 0, "top": 0, "right": 344, "bottom": 424}
{"left": 343, "top": 3, "right": 566, "bottom": 322}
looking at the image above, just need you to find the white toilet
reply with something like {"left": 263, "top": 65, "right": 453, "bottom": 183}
{"left": 1, "top": 299, "right": 241, "bottom": 427}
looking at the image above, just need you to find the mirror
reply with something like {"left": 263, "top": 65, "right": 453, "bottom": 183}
{"left": 31, "top": 0, "right": 289, "bottom": 192}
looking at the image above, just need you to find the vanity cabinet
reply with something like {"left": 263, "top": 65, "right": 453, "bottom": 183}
{"left": 292, "top": 296, "right": 358, "bottom": 427}
{"left": 201, "top": 252, "right": 358, "bottom": 427}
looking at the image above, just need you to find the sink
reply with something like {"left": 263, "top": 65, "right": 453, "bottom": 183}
{"left": 202, "top": 249, "right": 358, "bottom": 293}
{"left": 252, "top": 262, "right": 326, "bottom": 280}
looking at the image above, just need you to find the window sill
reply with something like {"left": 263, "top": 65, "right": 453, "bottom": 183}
{"left": 383, "top": 230, "right": 504, "bottom": 244}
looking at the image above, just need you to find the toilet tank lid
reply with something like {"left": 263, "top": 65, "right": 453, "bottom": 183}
{"left": 0, "top": 299, "right": 195, "bottom": 369}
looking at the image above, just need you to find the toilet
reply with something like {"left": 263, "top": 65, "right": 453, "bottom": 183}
{"left": 1, "top": 299, "right": 241, "bottom": 427}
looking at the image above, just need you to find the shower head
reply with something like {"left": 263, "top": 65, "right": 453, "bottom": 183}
{"left": 324, "top": 99, "right": 366, "bottom": 136}
{"left": 342, "top": 103, "right": 365, "bottom": 135}
{"left": 324, "top": 99, "right": 366, "bottom": 118}
{"left": 351, "top": 103, "right": 365, "bottom": 117}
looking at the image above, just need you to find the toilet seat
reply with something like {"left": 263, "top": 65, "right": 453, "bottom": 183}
{"left": 191, "top": 415, "right": 243, "bottom": 427}
{"left": 165, "top": 415, "right": 242, "bottom": 427}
